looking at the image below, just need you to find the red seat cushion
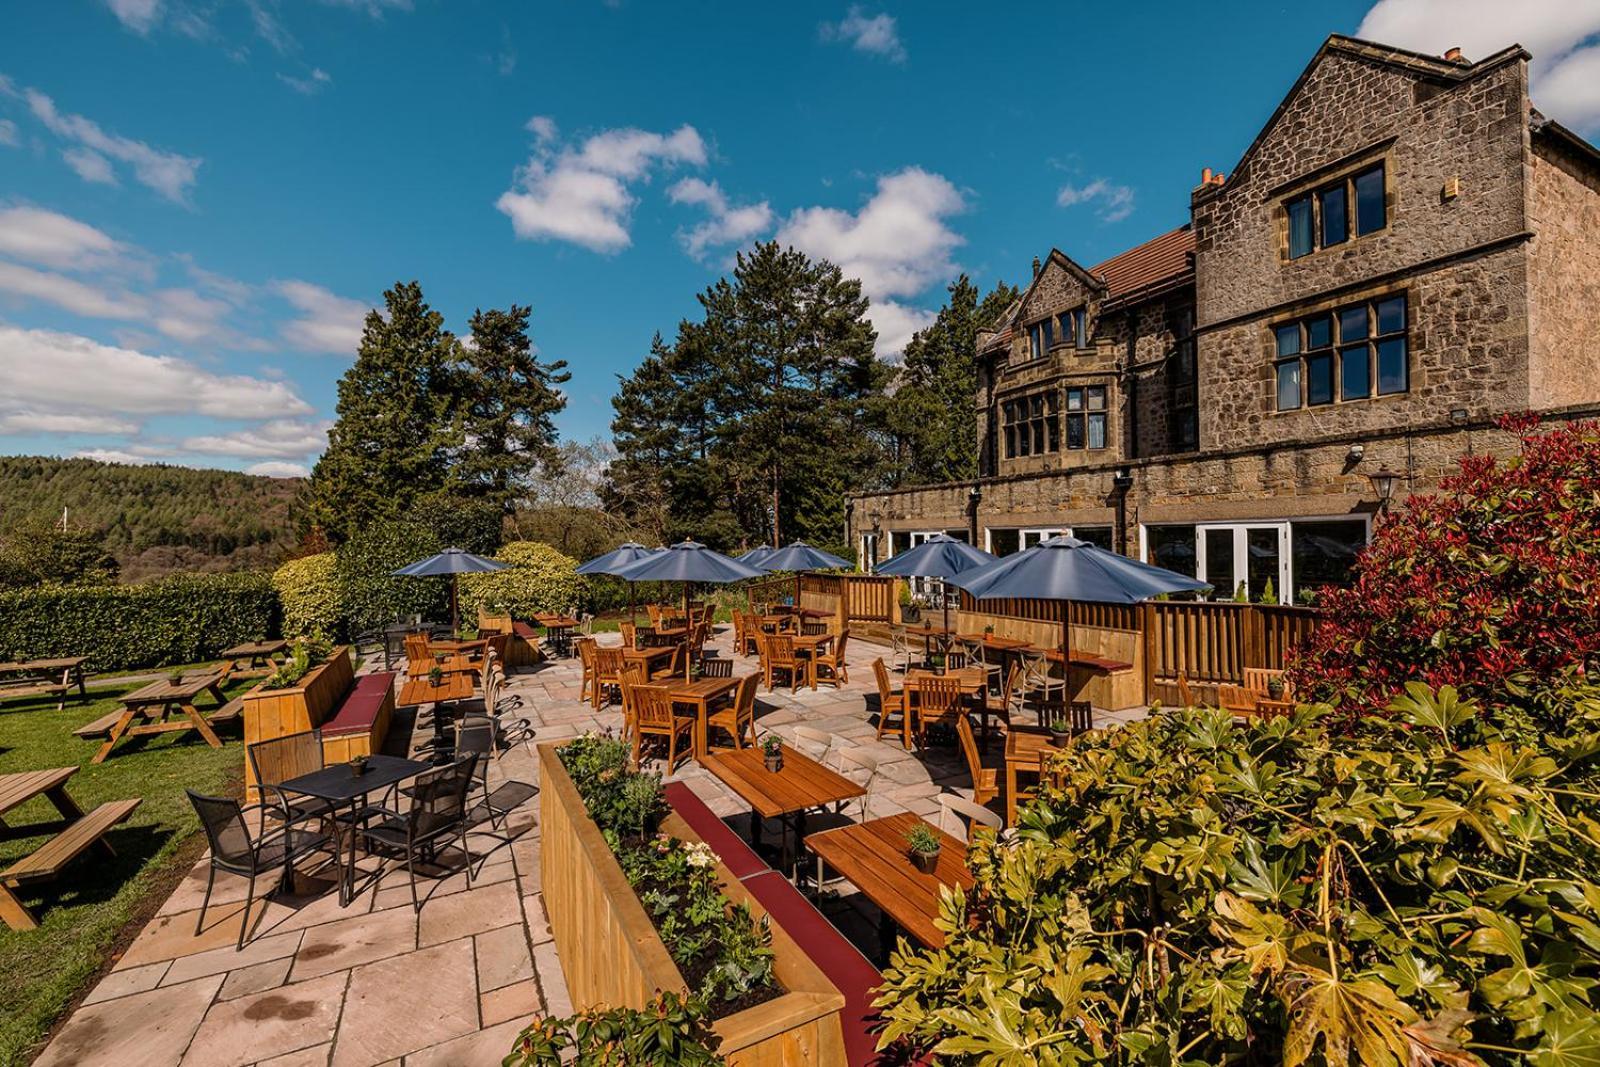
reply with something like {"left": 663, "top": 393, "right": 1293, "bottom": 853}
{"left": 741, "top": 871, "right": 884, "bottom": 1066}
{"left": 664, "top": 781, "right": 767, "bottom": 880}
{"left": 512, "top": 622, "right": 538, "bottom": 640}
{"left": 322, "top": 672, "right": 394, "bottom": 737}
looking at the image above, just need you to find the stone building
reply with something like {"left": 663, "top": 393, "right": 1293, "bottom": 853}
{"left": 848, "top": 34, "right": 1600, "bottom": 604}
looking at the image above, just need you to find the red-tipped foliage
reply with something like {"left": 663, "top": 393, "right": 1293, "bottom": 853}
{"left": 1290, "top": 416, "right": 1600, "bottom": 716}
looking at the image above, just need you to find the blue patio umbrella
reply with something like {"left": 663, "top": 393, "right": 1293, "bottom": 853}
{"left": 758, "top": 541, "right": 852, "bottom": 573}
{"left": 735, "top": 544, "right": 776, "bottom": 568}
{"left": 950, "top": 535, "right": 1211, "bottom": 700}
{"left": 612, "top": 541, "right": 767, "bottom": 675}
{"left": 391, "top": 547, "right": 509, "bottom": 634}
{"left": 873, "top": 533, "right": 998, "bottom": 645}
{"left": 575, "top": 542, "right": 660, "bottom": 626}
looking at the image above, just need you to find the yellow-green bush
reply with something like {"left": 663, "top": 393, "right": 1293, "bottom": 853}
{"left": 272, "top": 552, "right": 340, "bottom": 637}
{"left": 460, "top": 541, "right": 583, "bottom": 620}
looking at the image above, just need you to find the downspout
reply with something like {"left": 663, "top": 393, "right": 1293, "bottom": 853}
{"left": 967, "top": 485, "right": 982, "bottom": 545}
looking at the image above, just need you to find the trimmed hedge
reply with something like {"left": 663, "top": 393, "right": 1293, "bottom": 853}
{"left": 0, "top": 572, "right": 280, "bottom": 672}
{"left": 335, "top": 519, "right": 447, "bottom": 636}
{"left": 460, "top": 541, "right": 584, "bottom": 620}
{"left": 272, "top": 552, "right": 340, "bottom": 637}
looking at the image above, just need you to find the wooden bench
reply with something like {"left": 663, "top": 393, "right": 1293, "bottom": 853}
{"left": 0, "top": 798, "right": 143, "bottom": 931}
{"left": 0, "top": 681, "right": 73, "bottom": 709}
{"left": 318, "top": 672, "right": 395, "bottom": 765}
{"left": 72, "top": 708, "right": 128, "bottom": 739}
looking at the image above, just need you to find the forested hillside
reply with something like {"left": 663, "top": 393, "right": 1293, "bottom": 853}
{"left": 0, "top": 457, "right": 299, "bottom": 579}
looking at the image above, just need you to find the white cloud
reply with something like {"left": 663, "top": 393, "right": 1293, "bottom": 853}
{"left": 0, "top": 411, "right": 140, "bottom": 435}
{"left": 74, "top": 448, "right": 160, "bottom": 465}
{"left": 182, "top": 418, "right": 329, "bottom": 458}
{"left": 319, "top": 0, "right": 412, "bottom": 14}
{"left": 1056, "top": 178, "right": 1137, "bottom": 223}
{"left": 0, "top": 206, "right": 129, "bottom": 271}
{"left": 245, "top": 460, "right": 310, "bottom": 478}
{"left": 0, "top": 119, "right": 18, "bottom": 146}
{"left": 1357, "top": 0, "right": 1600, "bottom": 131}
{"left": 776, "top": 167, "right": 966, "bottom": 358}
{"left": 0, "top": 324, "right": 312, "bottom": 419}
{"left": 18, "top": 85, "right": 202, "bottom": 203}
{"left": 667, "top": 178, "right": 773, "bottom": 260}
{"left": 105, "top": 0, "right": 162, "bottom": 34}
{"left": 0, "top": 261, "right": 147, "bottom": 319}
{"left": 278, "top": 68, "right": 332, "bottom": 95}
{"left": 820, "top": 7, "right": 907, "bottom": 64}
{"left": 274, "top": 280, "right": 368, "bottom": 354}
{"left": 496, "top": 122, "right": 707, "bottom": 253}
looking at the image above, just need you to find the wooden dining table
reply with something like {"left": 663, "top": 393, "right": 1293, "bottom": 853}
{"left": 93, "top": 673, "right": 230, "bottom": 764}
{"left": 534, "top": 614, "right": 581, "bottom": 656}
{"left": 397, "top": 672, "right": 476, "bottom": 764}
{"left": 805, "top": 811, "right": 972, "bottom": 955}
{"left": 665, "top": 674, "right": 744, "bottom": 757}
{"left": 902, "top": 621, "right": 955, "bottom": 666}
{"left": 700, "top": 745, "right": 865, "bottom": 875}
{"left": 899, "top": 665, "right": 987, "bottom": 747}
{"left": 1003, "top": 727, "right": 1064, "bottom": 825}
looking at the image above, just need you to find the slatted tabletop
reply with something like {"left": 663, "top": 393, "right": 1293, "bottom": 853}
{"left": 906, "top": 666, "right": 987, "bottom": 693}
{"left": 0, "top": 768, "right": 79, "bottom": 819}
{"left": 397, "top": 672, "right": 476, "bottom": 707}
{"left": 805, "top": 812, "right": 972, "bottom": 949}
{"left": 219, "top": 640, "right": 288, "bottom": 659}
{"left": 700, "top": 745, "right": 864, "bottom": 819}
{"left": 0, "top": 656, "right": 88, "bottom": 675}
{"left": 121, "top": 673, "right": 226, "bottom": 706}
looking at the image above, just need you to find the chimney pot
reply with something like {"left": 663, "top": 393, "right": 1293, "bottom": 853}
{"left": 1201, "top": 167, "right": 1213, "bottom": 184}
{"left": 1444, "top": 46, "right": 1463, "bottom": 62}
{"left": 1032, "top": 256, "right": 1041, "bottom": 278}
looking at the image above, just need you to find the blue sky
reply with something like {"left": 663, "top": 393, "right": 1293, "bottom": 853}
{"left": 2, "top": 0, "right": 1597, "bottom": 477}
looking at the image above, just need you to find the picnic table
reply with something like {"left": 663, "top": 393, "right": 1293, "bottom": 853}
{"left": 0, "top": 656, "right": 89, "bottom": 710}
{"left": 84, "top": 673, "right": 233, "bottom": 764}
{"left": 0, "top": 767, "right": 142, "bottom": 929}
{"left": 664, "top": 674, "right": 744, "bottom": 758}
{"left": 397, "top": 672, "right": 476, "bottom": 764}
{"left": 805, "top": 811, "right": 973, "bottom": 954}
{"left": 700, "top": 744, "right": 865, "bottom": 876}
{"left": 218, "top": 640, "right": 288, "bottom": 678}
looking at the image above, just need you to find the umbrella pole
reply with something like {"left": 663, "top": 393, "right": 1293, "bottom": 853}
{"left": 451, "top": 576, "right": 460, "bottom": 636}
{"left": 683, "top": 583, "right": 693, "bottom": 680}
{"left": 942, "top": 579, "right": 952, "bottom": 676}
{"left": 1059, "top": 603, "right": 1073, "bottom": 727}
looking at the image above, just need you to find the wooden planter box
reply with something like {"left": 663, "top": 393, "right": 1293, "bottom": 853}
{"left": 538, "top": 744, "right": 847, "bottom": 1065}
{"left": 241, "top": 646, "right": 355, "bottom": 800}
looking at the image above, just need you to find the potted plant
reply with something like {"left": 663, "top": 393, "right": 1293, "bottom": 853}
{"left": 929, "top": 650, "right": 946, "bottom": 674}
{"left": 1266, "top": 675, "right": 1286, "bottom": 700}
{"left": 906, "top": 822, "right": 942, "bottom": 874}
{"left": 349, "top": 754, "right": 369, "bottom": 777}
{"left": 761, "top": 735, "right": 784, "bottom": 773}
{"left": 983, "top": 624, "right": 995, "bottom": 637}
{"left": 1046, "top": 706, "right": 1071, "bottom": 747}
{"left": 167, "top": 669, "right": 186, "bottom": 687}
{"left": 428, "top": 665, "right": 444, "bottom": 688}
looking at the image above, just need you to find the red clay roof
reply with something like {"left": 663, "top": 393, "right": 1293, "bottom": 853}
{"left": 1088, "top": 225, "right": 1195, "bottom": 302}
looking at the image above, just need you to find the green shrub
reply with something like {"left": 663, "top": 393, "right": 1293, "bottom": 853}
{"left": 459, "top": 540, "right": 583, "bottom": 620}
{"left": 0, "top": 572, "right": 279, "bottom": 671}
{"left": 505, "top": 991, "right": 724, "bottom": 1066}
{"left": 272, "top": 552, "right": 340, "bottom": 637}
{"left": 873, "top": 682, "right": 1600, "bottom": 1064}
{"left": 334, "top": 518, "right": 446, "bottom": 634}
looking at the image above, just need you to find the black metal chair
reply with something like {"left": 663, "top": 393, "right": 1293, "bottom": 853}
{"left": 455, "top": 721, "right": 539, "bottom": 836}
{"left": 355, "top": 755, "right": 479, "bottom": 912}
{"left": 247, "top": 729, "right": 338, "bottom": 832}
{"left": 186, "top": 790, "right": 333, "bottom": 950}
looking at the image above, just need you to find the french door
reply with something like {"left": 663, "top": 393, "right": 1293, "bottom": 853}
{"left": 1196, "top": 523, "right": 1288, "bottom": 603}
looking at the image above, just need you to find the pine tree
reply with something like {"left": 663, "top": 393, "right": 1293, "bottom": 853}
{"left": 301, "top": 281, "right": 460, "bottom": 542}
{"left": 451, "top": 304, "right": 570, "bottom": 513}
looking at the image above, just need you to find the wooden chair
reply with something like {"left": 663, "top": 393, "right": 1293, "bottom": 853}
{"left": 731, "top": 609, "right": 751, "bottom": 656}
{"left": 1176, "top": 671, "right": 1198, "bottom": 708}
{"left": 812, "top": 630, "right": 850, "bottom": 689}
{"left": 686, "top": 622, "right": 710, "bottom": 666}
{"left": 762, "top": 634, "right": 808, "bottom": 692}
{"left": 974, "top": 663, "right": 1021, "bottom": 742}
{"left": 938, "top": 792, "right": 1002, "bottom": 843}
{"left": 943, "top": 650, "right": 968, "bottom": 671}
{"left": 912, "top": 675, "right": 965, "bottom": 743}
{"left": 872, "top": 658, "right": 909, "bottom": 744}
{"left": 646, "top": 604, "right": 663, "bottom": 628}
{"left": 617, "top": 660, "right": 647, "bottom": 742}
{"left": 955, "top": 714, "right": 999, "bottom": 806}
{"left": 404, "top": 632, "right": 436, "bottom": 677}
{"left": 801, "top": 620, "right": 829, "bottom": 636}
{"left": 699, "top": 655, "right": 733, "bottom": 678}
{"left": 1218, "top": 684, "right": 1260, "bottom": 717}
{"left": 706, "top": 673, "right": 759, "bottom": 750}
{"left": 632, "top": 684, "right": 694, "bottom": 771}
{"left": 592, "top": 646, "right": 625, "bottom": 709}
{"left": 620, "top": 620, "right": 637, "bottom": 649}
{"left": 576, "top": 638, "right": 597, "bottom": 704}
{"left": 1243, "top": 668, "right": 1292, "bottom": 701}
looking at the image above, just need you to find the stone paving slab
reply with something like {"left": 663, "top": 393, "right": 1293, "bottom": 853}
{"left": 39, "top": 624, "right": 1150, "bottom": 1066}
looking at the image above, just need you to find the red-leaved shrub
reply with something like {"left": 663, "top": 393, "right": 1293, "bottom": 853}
{"left": 1290, "top": 415, "right": 1600, "bottom": 718}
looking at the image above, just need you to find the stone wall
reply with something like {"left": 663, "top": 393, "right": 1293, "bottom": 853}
{"left": 1527, "top": 134, "right": 1600, "bottom": 409}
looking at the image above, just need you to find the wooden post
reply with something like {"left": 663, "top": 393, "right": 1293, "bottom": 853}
{"left": 1243, "top": 603, "right": 1266, "bottom": 672}
{"left": 1141, "top": 601, "right": 1158, "bottom": 707}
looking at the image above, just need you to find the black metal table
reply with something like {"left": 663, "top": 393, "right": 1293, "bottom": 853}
{"left": 278, "top": 754, "right": 431, "bottom": 905}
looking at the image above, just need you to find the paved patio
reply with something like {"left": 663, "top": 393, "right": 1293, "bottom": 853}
{"left": 36, "top": 627, "right": 1147, "bottom": 1066}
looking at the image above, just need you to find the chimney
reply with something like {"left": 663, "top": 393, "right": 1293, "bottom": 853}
{"left": 1201, "top": 167, "right": 1213, "bottom": 185}
{"left": 1212, "top": 171, "right": 1227, "bottom": 185}
{"left": 1032, "top": 256, "right": 1041, "bottom": 278}
{"left": 1444, "top": 46, "right": 1464, "bottom": 62}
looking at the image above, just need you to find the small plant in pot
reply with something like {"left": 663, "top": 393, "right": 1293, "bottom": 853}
{"left": 983, "top": 624, "right": 995, "bottom": 637}
{"left": 427, "top": 665, "right": 444, "bottom": 688}
{"left": 1267, "top": 675, "right": 1286, "bottom": 700}
{"left": 1046, "top": 706, "right": 1072, "bottom": 747}
{"left": 906, "top": 822, "right": 942, "bottom": 874}
{"left": 167, "top": 669, "right": 186, "bottom": 687}
{"left": 929, "top": 650, "right": 946, "bottom": 674}
{"left": 349, "top": 754, "right": 369, "bottom": 777}
{"left": 761, "top": 735, "right": 783, "bottom": 772}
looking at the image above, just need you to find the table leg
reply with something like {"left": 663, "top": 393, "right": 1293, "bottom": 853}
{"left": 694, "top": 702, "right": 708, "bottom": 760}
{"left": 44, "top": 785, "right": 86, "bottom": 822}
{"left": 1006, "top": 760, "right": 1018, "bottom": 826}
{"left": 93, "top": 708, "right": 140, "bottom": 764}
{"left": 790, "top": 809, "right": 808, "bottom": 882}
{"left": 184, "top": 703, "right": 224, "bottom": 749}
{"left": 876, "top": 908, "right": 897, "bottom": 965}
{"left": 748, "top": 809, "right": 762, "bottom": 852}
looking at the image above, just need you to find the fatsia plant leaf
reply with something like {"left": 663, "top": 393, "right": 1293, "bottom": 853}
{"left": 1280, "top": 967, "right": 1419, "bottom": 1067}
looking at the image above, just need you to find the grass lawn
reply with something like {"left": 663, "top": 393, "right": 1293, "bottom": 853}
{"left": 0, "top": 679, "right": 254, "bottom": 1066}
